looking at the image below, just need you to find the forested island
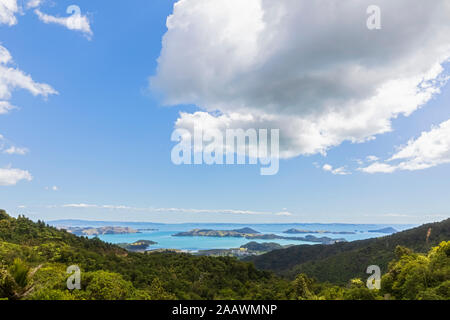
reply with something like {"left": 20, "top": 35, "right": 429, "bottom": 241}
{"left": 195, "top": 242, "right": 286, "bottom": 257}
{"left": 117, "top": 240, "right": 158, "bottom": 252}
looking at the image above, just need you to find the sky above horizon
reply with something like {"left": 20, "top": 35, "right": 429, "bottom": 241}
{"left": 1, "top": 0, "right": 450, "bottom": 224}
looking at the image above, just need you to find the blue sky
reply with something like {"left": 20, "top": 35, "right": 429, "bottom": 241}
{"left": 1, "top": 0, "right": 450, "bottom": 224}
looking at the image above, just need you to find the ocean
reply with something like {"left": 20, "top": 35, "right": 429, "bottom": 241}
{"left": 49, "top": 220, "right": 415, "bottom": 251}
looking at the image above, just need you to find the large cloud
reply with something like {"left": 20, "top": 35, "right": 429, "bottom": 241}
{"left": 151, "top": 0, "right": 450, "bottom": 158}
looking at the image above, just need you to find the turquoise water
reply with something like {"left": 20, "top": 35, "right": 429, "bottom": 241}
{"left": 73, "top": 222, "right": 415, "bottom": 251}
{"left": 97, "top": 231, "right": 314, "bottom": 251}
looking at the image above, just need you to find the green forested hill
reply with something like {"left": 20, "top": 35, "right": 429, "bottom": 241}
{"left": 247, "top": 218, "right": 450, "bottom": 284}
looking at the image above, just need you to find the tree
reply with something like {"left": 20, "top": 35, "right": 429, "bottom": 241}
{"left": 381, "top": 242, "right": 450, "bottom": 300}
{"left": 0, "top": 259, "right": 41, "bottom": 300}
{"left": 342, "top": 278, "right": 380, "bottom": 300}
{"left": 292, "top": 274, "right": 315, "bottom": 300}
{"left": 82, "top": 270, "right": 136, "bottom": 300}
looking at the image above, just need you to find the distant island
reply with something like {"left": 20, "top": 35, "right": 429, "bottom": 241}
{"left": 117, "top": 240, "right": 157, "bottom": 252}
{"left": 368, "top": 227, "right": 398, "bottom": 234}
{"left": 196, "top": 241, "right": 286, "bottom": 257}
{"left": 284, "top": 228, "right": 356, "bottom": 235}
{"left": 241, "top": 241, "right": 284, "bottom": 251}
{"left": 173, "top": 227, "right": 260, "bottom": 238}
{"left": 173, "top": 228, "right": 345, "bottom": 244}
{"left": 63, "top": 226, "right": 140, "bottom": 236}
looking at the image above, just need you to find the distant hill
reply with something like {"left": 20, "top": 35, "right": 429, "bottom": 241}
{"left": 117, "top": 240, "right": 157, "bottom": 252}
{"left": 241, "top": 242, "right": 283, "bottom": 251}
{"left": 246, "top": 218, "right": 450, "bottom": 284}
{"left": 284, "top": 228, "right": 356, "bottom": 235}
{"left": 233, "top": 227, "right": 260, "bottom": 234}
{"left": 63, "top": 226, "right": 140, "bottom": 236}
{"left": 173, "top": 228, "right": 345, "bottom": 244}
{"left": 368, "top": 227, "right": 397, "bottom": 234}
{"left": 173, "top": 228, "right": 261, "bottom": 237}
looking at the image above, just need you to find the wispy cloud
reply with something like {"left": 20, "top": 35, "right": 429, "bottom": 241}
{"left": 3, "top": 146, "right": 29, "bottom": 155}
{"left": 322, "top": 164, "right": 350, "bottom": 175}
{"left": 59, "top": 203, "right": 292, "bottom": 216}
{"left": 26, "top": 0, "right": 42, "bottom": 9}
{"left": 0, "top": 44, "right": 57, "bottom": 105}
{"left": 0, "top": 101, "right": 16, "bottom": 114}
{"left": 0, "top": 135, "right": 29, "bottom": 155}
{"left": 364, "top": 213, "right": 449, "bottom": 220}
{"left": 34, "top": 7, "right": 93, "bottom": 39}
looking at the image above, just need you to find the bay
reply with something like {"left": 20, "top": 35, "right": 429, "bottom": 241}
{"left": 53, "top": 222, "right": 416, "bottom": 252}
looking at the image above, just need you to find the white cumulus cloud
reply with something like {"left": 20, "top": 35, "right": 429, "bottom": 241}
{"left": 0, "top": 0, "right": 19, "bottom": 26}
{"left": 361, "top": 119, "right": 450, "bottom": 173}
{"left": 0, "top": 167, "right": 32, "bottom": 186}
{"left": 366, "top": 155, "right": 379, "bottom": 162}
{"left": 152, "top": 0, "right": 450, "bottom": 159}
{"left": 0, "top": 100, "right": 16, "bottom": 114}
{"left": 0, "top": 44, "right": 57, "bottom": 104}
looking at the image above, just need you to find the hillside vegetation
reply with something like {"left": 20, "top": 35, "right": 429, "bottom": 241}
{"left": 0, "top": 210, "right": 288, "bottom": 300}
{"left": 0, "top": 209, "right": 448, "bottom": 300}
